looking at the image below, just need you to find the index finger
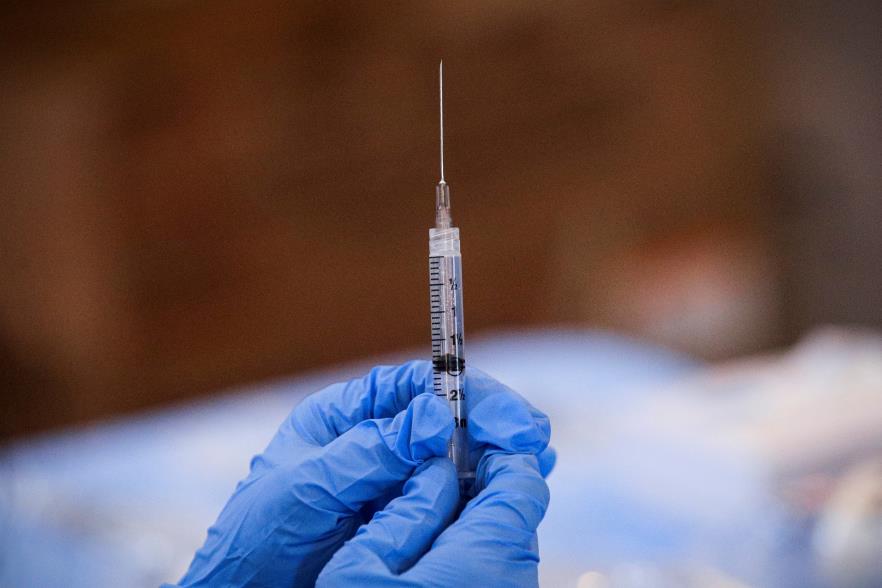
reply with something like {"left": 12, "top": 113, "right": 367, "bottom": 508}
{"left": 283, "top": 360, "right": 432, "bottom": 447}
{"left": 466, "top": 368, "right": 551, "bottom": 456}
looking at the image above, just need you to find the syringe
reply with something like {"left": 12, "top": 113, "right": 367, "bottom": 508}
{"left": 429, "top": 61, "right": 473, "bottom": 493}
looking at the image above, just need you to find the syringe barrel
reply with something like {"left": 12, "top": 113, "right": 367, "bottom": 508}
{"left": 428, "top": 227, "right": 472, "bottom": 486}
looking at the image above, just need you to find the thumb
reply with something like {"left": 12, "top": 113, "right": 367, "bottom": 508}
{"left": 316, "top": 457, "right": 459, "bottom": 586}
{"left": 403, "top": 452, "right": 549, "bottom": 587}
{"left": 289, "top": 392, "right": 454, "bottom": 513}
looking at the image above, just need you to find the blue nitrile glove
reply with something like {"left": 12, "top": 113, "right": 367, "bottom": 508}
{"left": 316, "top": 451, "right": 550, "bottom": 588}
{"left": 167, "top": 361, "right": 553, "bottom": 587}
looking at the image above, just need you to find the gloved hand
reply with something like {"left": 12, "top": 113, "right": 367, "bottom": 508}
{"left": 316, "top": 451, "right": 549, "bottom": 588}
{"left": 168, "top": 360, "right": 553, "bottom": 588}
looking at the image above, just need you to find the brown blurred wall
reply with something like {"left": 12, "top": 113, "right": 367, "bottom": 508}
{"left": 1, "top": 1, "right": 878, "bottom": 439}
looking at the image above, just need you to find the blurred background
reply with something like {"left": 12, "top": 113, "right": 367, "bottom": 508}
{"left": 1, "top": 1, "right": 880, "bottom": 438}
{"left": 2, "top": 2, "right": 882, "bottom": 587}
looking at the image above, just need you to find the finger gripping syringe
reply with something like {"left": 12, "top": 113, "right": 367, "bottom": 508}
{"left": 430, "top": 62, "right": 473, "bottom": 491}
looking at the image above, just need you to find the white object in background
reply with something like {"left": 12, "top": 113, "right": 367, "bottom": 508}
{"left": 815, "top": 458, "right": 882, "bottom": 588}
